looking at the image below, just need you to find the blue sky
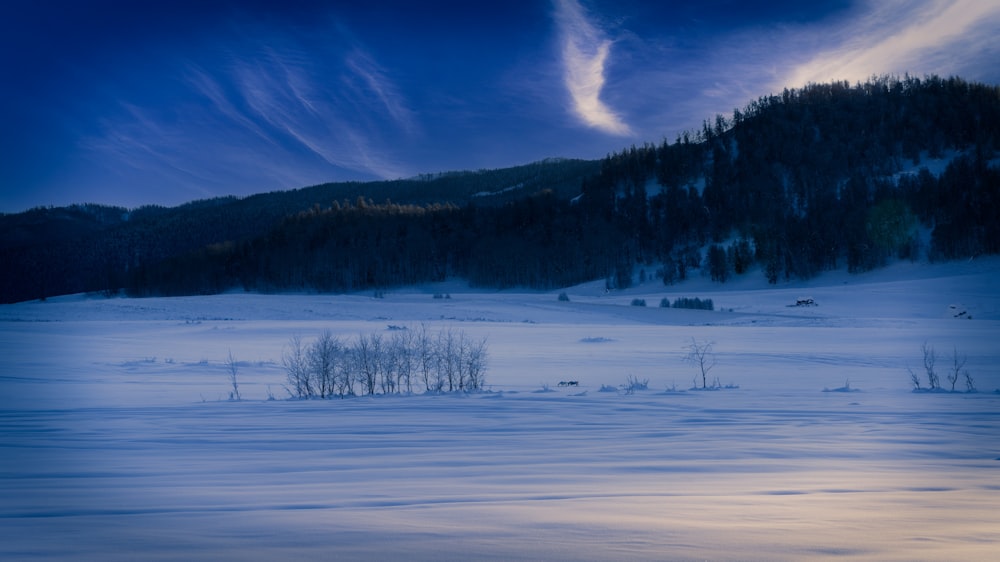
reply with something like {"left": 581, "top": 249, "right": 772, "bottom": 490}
{"left": 3, "top": 0, "right": 999, "bottom": 212}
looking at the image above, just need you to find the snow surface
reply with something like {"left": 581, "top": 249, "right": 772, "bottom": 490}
{"left": 2, "top": 258, "right": 999, "bottom": 560}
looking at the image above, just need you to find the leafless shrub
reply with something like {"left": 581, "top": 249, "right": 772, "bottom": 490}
{"left": 683, "top": 337, "right": 716, "bottom": 390}
{"left": 946, "top": 346, "right": 967, "bottom": 392}
{"left": 308, "top": 331, "right": 343, "bottom": 399}
{"left": 908, "top": 366, "right": 922, "bottom": 390}
{"left": 964, "top": 369, "right": 976, "bottom": 393}
{"left": 622, "top": 375, "right": 649, "bottom": 394}
{"left": 225, "top": 349, "right": 241, "bottom": 401}
{"left": 910, "top": 342, "right": 976, "bottom": 393}
{"left": 282, "top": 335, "right": 312, "bottom": 399}
{"left": 354, "top": 332, "right": 381, "bottom": 396}
{"left": 461, "top": 334, "right": 489, "bottom": 391}
{"left": 922, "top": 341, "right": 939, "bottom": 390}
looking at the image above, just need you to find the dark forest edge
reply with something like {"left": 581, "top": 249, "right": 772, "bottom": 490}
{"left": 3, "top": 75, "right": 998, "bottom": 303}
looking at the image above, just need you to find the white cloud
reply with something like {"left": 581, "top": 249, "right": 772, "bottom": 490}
{"left": 78, "top": 25, "right": 419, "bottom": 204}
{"left": 553, "top": 0, "right": 633, "bottom": 136}
{"left": 785, "top": 0, "right": 1000, "bottom": 87}
{"left": 344, "top": 48, "right": 418, "bottom": 137}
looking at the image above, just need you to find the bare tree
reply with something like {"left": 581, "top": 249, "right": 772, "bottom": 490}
{"left": 308, "top": 331, "right": 343, "bottom": 398}
{"left": 908, "top": 366, "right": 922, "bottom": 390}
{"left": 372, "top": 332, "right": 399, "bottom": 395}
{"left": 353, "top": 332, "right": 381, "bottom": 396}
{"left": 922, "top": 341, "right": 939, "bottom": 390}
{"left": 225, "top": 349, "right": 241, "bottom": 401}
{"left": 964, "top": 369, "right": 976, "bottom": 393}
{"left": 336, "top": 350, "right": 356, "bottom": 397}
{"left": 946, "top": 345, "right": 967, "bottom": 392}
{"left": 415, "top": 324, "right": 436, "bottom": 392}
{"left": 282, "top": 335, "right": 312, "bottom": 399}
{"left": 683, "top": 337, "right": 716, "bottom": 389}
{"left": 433, "top": 328, "right": 458, "bottom": 392}
{"left": 462, "top": 335, "right": 489, "bottom": 391}
{"left": 390, "top": 330, "right": 416, "bottom": 394}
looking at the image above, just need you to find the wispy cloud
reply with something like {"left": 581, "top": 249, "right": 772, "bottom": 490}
{"left": 611, "top": 0, "right": 1000, "bottom": 144}
{"left": 228, "top": 37, "right": 415, "bottom": 180}
{"left": 785, "top": 0, "right": 1000, "bottom": 87}
{"left": 80, "top": 22, "right": 418, "bottom": 203}
{"left": 184, "top": 65, "right": 276, "bottom": 146}
{"left": 344, "top": 48, "right": 418, "bottom": 137}
{"left": 552, "top": 0, "right": 633, "bottom": 136}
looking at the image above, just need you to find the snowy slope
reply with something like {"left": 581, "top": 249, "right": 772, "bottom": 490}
{"left": 1, "top": 258, "right": 998, "bottom": 560}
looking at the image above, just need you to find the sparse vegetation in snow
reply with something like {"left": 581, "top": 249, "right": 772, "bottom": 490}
{"left": 823, "top": 380, "right": 860, "bottom": 393}
{"left": 908, "top": 342, "right": 976, "bottom": 393}
{"left": 225, "top": 349, "right": 241, "bottom": 401}
{"left": 621, "top": 374, "right": 649, "bottom": 394}
{"left": 282, "top": 325, "right": 487, "bottom": 399}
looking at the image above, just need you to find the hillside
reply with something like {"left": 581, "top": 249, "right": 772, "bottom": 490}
{"left": 1, "top": 159, "right": 598, "bottom": 302}
{"left": 2, "top": 75, "right": 999, "bottom": 303}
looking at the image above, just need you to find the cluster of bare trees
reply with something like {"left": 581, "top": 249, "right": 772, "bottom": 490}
{"left": 282, "top": 326, "right": 487, "bottom": 399}
{"left": 909, "top": 341, "right": 975, "bottom": 392}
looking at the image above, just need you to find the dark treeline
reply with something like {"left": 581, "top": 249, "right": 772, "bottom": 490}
{"left": 124, "top": 191, "right": 620, "bottom": 295}
{"left": 1, "top": 159, "right": 598, "bottom": 302}
{"left": 3, "top": 76, "right": 999, "bottom": 302}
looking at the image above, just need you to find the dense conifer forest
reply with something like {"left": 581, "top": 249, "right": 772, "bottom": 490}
{"left": 3, "top": 75, "right": 998, "bottom": 303}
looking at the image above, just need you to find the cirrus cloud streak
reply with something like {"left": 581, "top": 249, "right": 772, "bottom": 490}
{"left": 552, "top": 0, "right": 633, "bottom": 136}
{"left": 785, "top": 0, "right": 1000, "bottom": 87}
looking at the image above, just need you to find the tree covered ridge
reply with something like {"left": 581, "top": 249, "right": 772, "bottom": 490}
{"left": 3, "top": 75, "right": 999, "bottom": 302}
{"left": 580, "top": 74, "right": 1000, "bottom": 285}
{"left": 1, "top": 159, "right": 598, "bottom": 302}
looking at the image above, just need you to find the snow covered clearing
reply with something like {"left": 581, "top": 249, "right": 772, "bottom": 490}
{"left": 2, "top": 259, "right": 999, "bottom": 560}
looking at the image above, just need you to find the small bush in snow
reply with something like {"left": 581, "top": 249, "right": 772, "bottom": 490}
{"left": 558, "top": 292, "right": 570, "bottom": 302}
{"left": 823, "top": 380, "right": 860, "bottom": 393}
{"left": 534, "top": 382, "right": 555, "bottom": 393}
{"left": 661, "top": 382, "right": 684, "bottom": 394}
{"left": 690, "top": 377, "right": 739, "bottom": 391}
{"left": 622, "top": 375, "right": 649, "bottom": 394}
{"left": 630, "top": 298, "right": 647, "bottom": 307}
{"left": 671, "top": 297, "right": 714, "bottom": 311}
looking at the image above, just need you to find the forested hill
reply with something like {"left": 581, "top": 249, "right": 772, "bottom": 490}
{"left": 3, "top": 75, "right": 999, "bottom": 303}
{"left": 0, "top": 159, "right": 598, "bottom": 302}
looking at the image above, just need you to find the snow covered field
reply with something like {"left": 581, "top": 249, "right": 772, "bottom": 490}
{"left": 2, "top": 259, "right": 999, "bottom": 560}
